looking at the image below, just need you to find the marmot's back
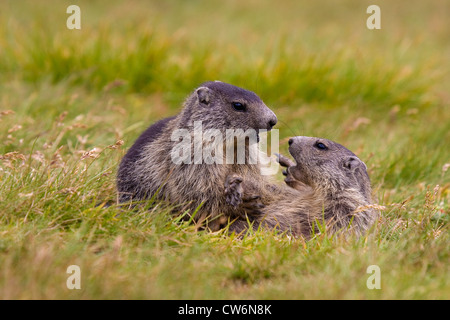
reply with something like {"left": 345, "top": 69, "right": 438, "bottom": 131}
{"left": 117, "top": 116, "right": 176, "bottom": 202}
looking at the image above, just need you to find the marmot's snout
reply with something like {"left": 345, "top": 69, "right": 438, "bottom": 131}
{"left": 288, "top": 136, "right": 303, "bottom": 156}
{"left": 268, "top": 118, "right": 277, "bottom": 130}
{"left": 263, "top": 109, "right": 277, "bottom": 130}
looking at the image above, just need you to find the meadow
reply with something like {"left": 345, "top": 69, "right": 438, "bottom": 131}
{"left": 0, "top": 0, "right": 449, "bottom": 299}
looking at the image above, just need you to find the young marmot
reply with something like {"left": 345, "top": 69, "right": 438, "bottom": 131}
{"left": 117, "top": 81, "right": 278, "bottom": 231}
{"left": 225, "top": 136, "right": 378, "bottom": 238}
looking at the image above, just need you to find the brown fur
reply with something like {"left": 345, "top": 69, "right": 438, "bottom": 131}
{"left": 226, "top": 136, "right": 378, "bottom": 238}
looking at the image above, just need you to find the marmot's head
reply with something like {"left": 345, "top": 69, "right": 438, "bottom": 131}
{"left": 286, "top": 136, "right": 371, "bottom": 200}
{"left": 182, "top": 81, "right": 277, "bottom": 134}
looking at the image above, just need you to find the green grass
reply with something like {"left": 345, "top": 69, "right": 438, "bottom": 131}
{"left": 0, "top": 0, "right": 449, "bottom": 299}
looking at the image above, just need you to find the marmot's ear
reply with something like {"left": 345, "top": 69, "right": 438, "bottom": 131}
{"left": 343, "top": 156, "right": 365, "bottom": 172}
{"left": 196, "top": 87, "right": 211, "bottom": 106}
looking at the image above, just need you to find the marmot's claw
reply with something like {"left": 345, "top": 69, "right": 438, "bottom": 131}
{"left": 225, "top": 175, "right": 244, "bottom": 208}
{"left": 241, "top": 194, "right": 265, "bottom": 214}
{"left": 226, "top": 193, "right": 242, "bottom": 209}
{"left": 277, "top": 153, "right": 295, "bottom": 168}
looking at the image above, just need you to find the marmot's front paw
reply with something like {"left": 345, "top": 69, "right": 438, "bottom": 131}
{"left": 225, "top": 174, "right": 265, "bottom": 216}
{"left": 276, "top": 153, "right": 297, "bottom": 185}
{"left": 283, "top": 170, "right": 303, "bottom": 189}
{"left": 276, "top": 153, "right": 308, "bottom": 191}
{"left": 276, "top": 153, "right": 295, "bottom": 168}
{"left": 225, "top": 174, "right": 244, "bottom": 208}
{"left": 241, "top": 194, "right": 265, "bottom": 215}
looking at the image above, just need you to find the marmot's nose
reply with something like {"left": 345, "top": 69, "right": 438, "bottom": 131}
{"left": 268, "top": 117, "right": 277, "bottom": 130}
{"left": 288, "top": 138, "right": 294, "bottom": 146}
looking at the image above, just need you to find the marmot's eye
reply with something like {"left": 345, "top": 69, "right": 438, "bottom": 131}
{"left": 232, "top": 102, "right": 246, "bottom": 112}
{"left": 315, "top": 142, "right": 328, "bottom": 150}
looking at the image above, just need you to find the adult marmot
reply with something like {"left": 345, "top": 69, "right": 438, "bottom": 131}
{"left": 225, "top": 136, "right": 378, "bottom": 237}
{"left": 117, "top": 81, "right": 278, "bottom": 230}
